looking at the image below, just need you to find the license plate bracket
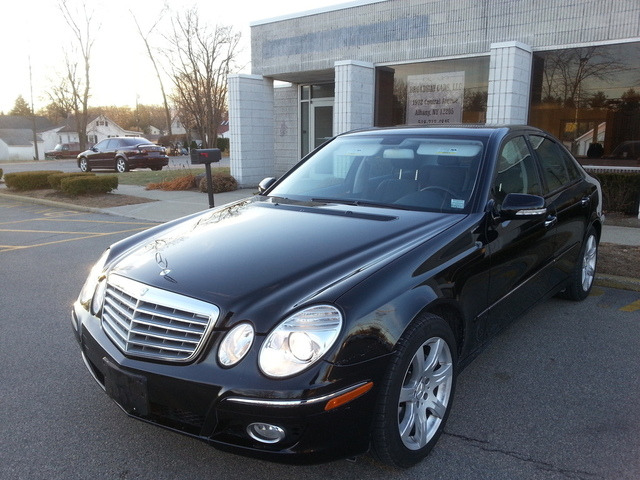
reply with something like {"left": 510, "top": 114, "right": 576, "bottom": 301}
{"left": 103, "top": 357, "right": 149, "bottom": 416}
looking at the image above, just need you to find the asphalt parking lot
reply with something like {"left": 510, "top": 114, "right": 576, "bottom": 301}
{"left": 1, "top": 196, "right": 639, "bottom": 480}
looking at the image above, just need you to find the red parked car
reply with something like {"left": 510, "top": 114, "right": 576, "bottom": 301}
{"left": 77, "top": 137, "right": 168, "bottom": 172}
{"left": 45, "top": 143, "right": 82, "bottom": 159}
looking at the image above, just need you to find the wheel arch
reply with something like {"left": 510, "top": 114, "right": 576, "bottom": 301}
{"left": 424, "top": 302, "right": 465, "bottom": 357}
{"left": 591, "top": 217, "right": 602, "bottom": 242}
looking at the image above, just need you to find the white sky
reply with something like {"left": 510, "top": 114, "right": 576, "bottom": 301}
{"left": 0, "top": 0, "right": 349, "bottom": 114}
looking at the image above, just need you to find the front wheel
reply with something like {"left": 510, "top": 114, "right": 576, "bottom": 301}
{"left": 115, "top": 157, "right": 129, "bottom": 173}
{"left": 562, "top": 227, "right": 598, "bottom": 301}
{"left": 371, "top": 313, "right": 457, "bottom": 468}
{"left": 79, "top": 157, "right": 91, "bottom": 172}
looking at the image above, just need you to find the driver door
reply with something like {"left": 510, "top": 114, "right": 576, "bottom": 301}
{"left": 483, "top": 135, "right": 556, "bottom": 338}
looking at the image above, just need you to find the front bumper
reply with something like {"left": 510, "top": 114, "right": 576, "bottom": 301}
{"left": 72, "top": 302, "right": 386, "bottom": 464}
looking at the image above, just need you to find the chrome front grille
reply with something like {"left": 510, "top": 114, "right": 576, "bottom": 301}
{"left": 101, "top": 274, "right": 219, "bottom": 362}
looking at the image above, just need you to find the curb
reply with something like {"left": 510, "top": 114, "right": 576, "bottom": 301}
{"left": 0, "top": 191, "right": 105, "bottom": 215}
{"left": 594, "top": 274, "right": 640, "bottom": 293}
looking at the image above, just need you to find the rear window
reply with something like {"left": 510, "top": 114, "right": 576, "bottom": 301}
{"left": 121, "top": 138, "right": 150, "bottom": 147}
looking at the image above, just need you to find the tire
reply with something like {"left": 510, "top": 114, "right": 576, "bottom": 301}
{"left": 371, "top": 313, "right": 457, "bottom": 468}
{"left": 79, "top": 157, "right": 91, "bottom": 172}
{"left": 115, "top": 157, "right": 129, "bottom": 173}
{"left": 150, "top": 166, "right": 163, "bottom": 171}
{"left": 562, "top": 226, "right": 598, "bottom": 301}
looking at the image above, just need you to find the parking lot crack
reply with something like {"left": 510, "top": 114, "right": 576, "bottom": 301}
{"left": 443, "top": 432, "right": 603, "bottom": 480}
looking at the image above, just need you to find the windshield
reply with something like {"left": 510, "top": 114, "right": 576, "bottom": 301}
{"left": 269, "top": 133, "right": 486, "bottom": 213}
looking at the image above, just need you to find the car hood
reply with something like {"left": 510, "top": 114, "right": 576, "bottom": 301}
{"left": 107, "top": 196, "right": 464, "bottom": 330}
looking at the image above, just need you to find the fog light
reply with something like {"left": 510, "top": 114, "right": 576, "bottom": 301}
{"left": 247, "top": 423, "right": 285, "bottom": 444}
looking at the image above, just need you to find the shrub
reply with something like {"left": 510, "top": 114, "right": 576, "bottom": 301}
{"left": 593, "top": 172, "right": 640, "bottom": 215}
{"left": 147, "top": 174, "right": 198, "bottom": 191}
{"left": 60, "top": 175, "right": 118, "bottom": 196}
{"left": 0, "top": 168, "right": 3, "bottom": 179}
{"left": 198, "top": 173, "right": 238, "bottom": 194}
{"left": 48, "top": 172, "right": 95, "bottom": 190}
{"left": 4, "top": 170, "right": 63, "bottom": 190}
{"left": 216, "top": 137, "right": 230, "bottom": 152}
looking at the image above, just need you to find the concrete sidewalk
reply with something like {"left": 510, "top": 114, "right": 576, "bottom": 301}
{"left": 102, "top": 184, "right": 258, "bottom": 223}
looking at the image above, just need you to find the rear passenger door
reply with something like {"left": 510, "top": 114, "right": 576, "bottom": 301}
{"left": 527, "top": 134, "right": 595, "bottom": 285}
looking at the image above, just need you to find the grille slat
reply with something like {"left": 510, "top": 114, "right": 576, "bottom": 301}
{"left": 136, "top": 303, "right": 210, "bottom": 326}
{"left": 129, "top": 326, "right": 200, "bottom": 345}
{"left": 103, "top": 302, "right": 133, "bottom": 332}
{"left": 130, "top": 317, "right": 204, "bottom": 337}
{"left": 127, "top": 336, "right": 196, "bottom": 353}
{"left": 101, "top": 274, "right": 219, "bottom": 362}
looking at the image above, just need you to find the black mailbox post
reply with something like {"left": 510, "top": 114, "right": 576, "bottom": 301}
{"left": 190, "top": 148, "right": 222, "bottom": 208}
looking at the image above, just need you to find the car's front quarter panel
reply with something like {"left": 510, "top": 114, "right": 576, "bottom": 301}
{"left": 330, "top": 212, "right": 492, "bottom": 366}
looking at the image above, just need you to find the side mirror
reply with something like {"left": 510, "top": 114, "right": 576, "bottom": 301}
{"left": 258, "top": 177, "right": 277, "bottom": 194}
{"left": 91, "top": 147, "right": 99, "bottom": 152}
{"left": 499, "top": 193, "right": 547, "bottom": 220}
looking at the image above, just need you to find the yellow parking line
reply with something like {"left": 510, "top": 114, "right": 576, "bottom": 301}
{"left": 620, "top": 300, "right": 640, "bottom": 312}
{"left": 0, "top": 218, "right": 156, "bottom": 227}
{"left": 0, "top": 227, "right": 151, "bottom": 251}
{"left": 0, "top": 228, "right": 116, "bottom": 235}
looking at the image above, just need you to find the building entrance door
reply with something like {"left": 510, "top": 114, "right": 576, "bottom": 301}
{"left": 311, "top": 100, "right": 333, "bottom": 150}
{"left": 300, "top": 84, "right": 335, "bottom": 158}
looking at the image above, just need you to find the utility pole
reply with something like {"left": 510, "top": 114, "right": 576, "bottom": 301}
{"left": 29, "top": 56, "right": 39, "bottom": 161}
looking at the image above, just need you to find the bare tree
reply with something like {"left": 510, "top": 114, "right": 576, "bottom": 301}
{"left": 132, "top": 9, "right": 173, "bottom": 136}
{"left": 541, "top": 46, "right": 627, "bottom": 107}
{"left": 163, "top": 8, "right": 241, "bottom": 148}
{"left": 58, "top": 0, "right": 98, "bottom": 150}
{"left": 46, "top": 59, "right": 80, "bottom": 118}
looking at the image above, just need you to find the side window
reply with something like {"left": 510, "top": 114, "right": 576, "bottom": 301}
{"left": 529, "top": 135, "right": 574, "bottom": 192}
{"left": 493, "top": 136, "right": 542, "bottom": 206}
{"left": 94, "top": 139, "right": 108, "bottom": 151}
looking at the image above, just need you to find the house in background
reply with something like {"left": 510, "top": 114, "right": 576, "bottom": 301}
{"left": 39, "top": 114, "right": 144, "bottom": 154}
{"left": 0, "top": 115, "right": 53, "bottom": 160}
{"left": 0, "top": 128, "right": 45, "bottom": 161}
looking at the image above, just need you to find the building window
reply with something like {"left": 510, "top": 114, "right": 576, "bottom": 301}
{"left": 375, "top": 56, "right": 490, "bottom": 127}
{"left": 529, "top": 41, "right": 640, "bottom": 158}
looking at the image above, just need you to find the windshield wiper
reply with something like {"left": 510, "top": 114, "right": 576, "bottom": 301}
{"left": 311, "top": 197, "right": 414, "bottom": 211}
{"left": 311, "top": 197, "right": 360, "bottom": 206}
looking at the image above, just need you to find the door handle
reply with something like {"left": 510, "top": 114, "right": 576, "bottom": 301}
{"left": 545, "top": 215, "right": 557, "bottom": 228}
{"left": 580, "top": 196, "right": 590, "bottom": 207}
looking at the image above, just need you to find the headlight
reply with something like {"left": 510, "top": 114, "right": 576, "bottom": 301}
{"left": 218, "top": 323, "right": 255, "bottom": 367}
{"left": 78, "top": 249, "right": 110, "bottom": 309}
{"left": 259, "top": 305, "right": 342, "bottom": 378}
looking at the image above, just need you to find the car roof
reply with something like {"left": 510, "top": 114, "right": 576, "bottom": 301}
{"left": 340, "top": 125, "right": 543, "bottom": 139}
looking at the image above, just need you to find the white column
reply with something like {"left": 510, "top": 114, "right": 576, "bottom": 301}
{"left": 228, "top": 74, "right": 275, "bottom": 187}
{"left": 334, "top": 60, "right": 375, "bottom": 135}
{"left": 486, "top": 42, "right": 533, "bottom": 125}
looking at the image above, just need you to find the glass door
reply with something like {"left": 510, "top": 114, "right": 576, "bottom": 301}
{"left": 311, "top": 100, "right": 333, "bottom": 150}
{"left": 300, "top": 84, "right": 334, "bottom": 157}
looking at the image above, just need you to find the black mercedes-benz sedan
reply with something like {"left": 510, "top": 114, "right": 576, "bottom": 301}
{"left": 72, "top": 126, "right": 602, "bottom": 468}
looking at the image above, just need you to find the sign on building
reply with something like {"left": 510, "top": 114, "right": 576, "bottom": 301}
{"left": 406, "top": 71, "right": 465, "bottom": 125}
